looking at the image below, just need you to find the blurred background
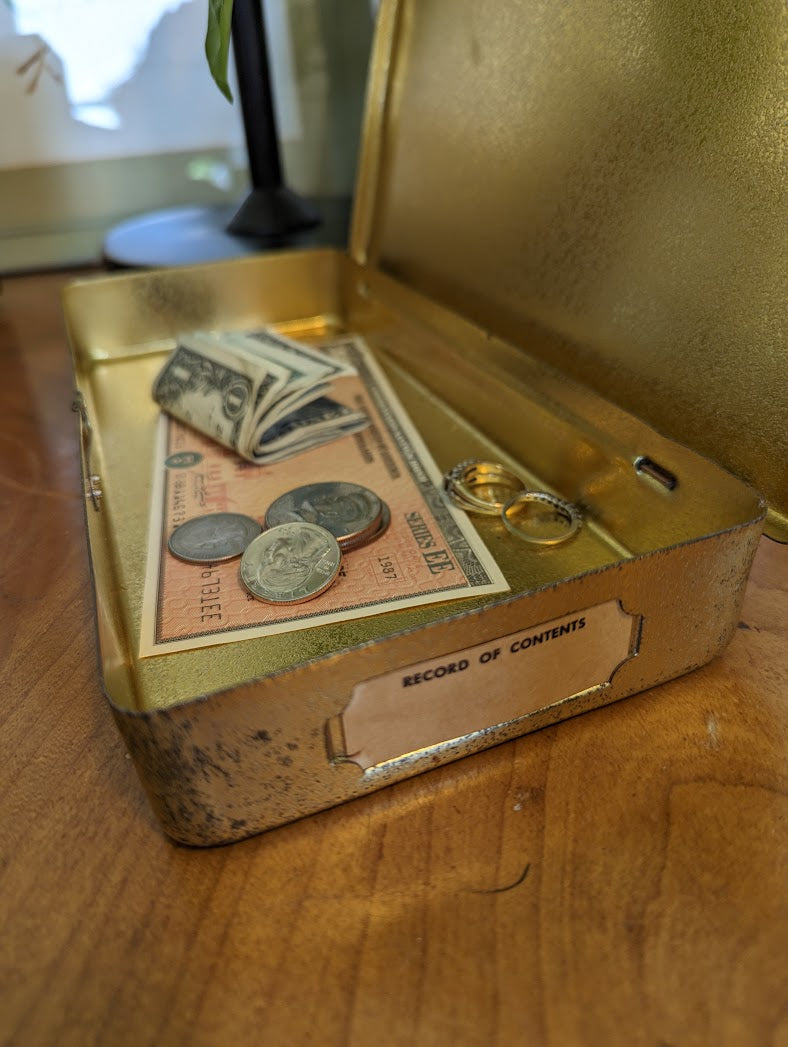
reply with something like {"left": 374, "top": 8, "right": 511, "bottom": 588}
{"left": 0, "top": 0, "right": 377, "bottom": 272}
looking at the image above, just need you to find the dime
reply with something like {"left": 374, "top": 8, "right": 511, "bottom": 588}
{"left": 501, "top": 491, "right": 582, "bottom": 545}
{"left": 240, "top": 522, "right": 342, "bottom": 604}
{"left": 265, "top": 481, "right": 383, "bottom": 550}
{"left": 168, "top": 512, "right": 262, "bottom": 564}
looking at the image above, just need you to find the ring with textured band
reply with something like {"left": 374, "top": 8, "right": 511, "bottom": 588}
{"left": 501, "top": 490, "right": 582, "bottom": 545}
{"left": 443, "top": 459, "right": 526, "bottom": 515}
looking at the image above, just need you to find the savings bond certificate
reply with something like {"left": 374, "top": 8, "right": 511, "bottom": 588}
{"left": 139, "top": 336, "right": 509, "bottom": 656}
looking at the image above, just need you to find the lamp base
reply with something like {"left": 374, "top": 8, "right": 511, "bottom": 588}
{"left": 102, "top": 196, "right": 350, "bottom": 269}
{"left": 227, "top": 184, "right": 321, "bottom": 237}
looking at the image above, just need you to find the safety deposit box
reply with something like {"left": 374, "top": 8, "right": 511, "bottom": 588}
{"left": 64, "top": 0, "right": 785, "bottom": 845}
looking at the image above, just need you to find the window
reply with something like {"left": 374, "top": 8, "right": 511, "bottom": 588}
{"left": 0, "top": 0, "right": 374, "bottom": 272}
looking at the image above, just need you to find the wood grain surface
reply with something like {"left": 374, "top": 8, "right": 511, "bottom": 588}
{"left": 1, "top": 270, "right": 786, "bottom": 1047}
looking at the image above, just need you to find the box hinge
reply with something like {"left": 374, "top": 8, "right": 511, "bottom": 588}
{"left": 71, "top": 392, "right": 102, "bottom": 511}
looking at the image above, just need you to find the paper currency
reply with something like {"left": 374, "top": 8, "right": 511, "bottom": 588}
{"left": 140, "top": 334, "right": 510, "bottom": 656}
{"left": 152, "top": 327, "right": 369, "bottom": 464}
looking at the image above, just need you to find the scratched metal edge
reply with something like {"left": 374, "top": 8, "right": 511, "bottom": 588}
{"left": 107, "top": 517, "right": 763, "bottom": 846}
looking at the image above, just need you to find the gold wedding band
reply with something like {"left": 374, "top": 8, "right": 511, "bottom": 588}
{"left": 443, "top": 459, "right": 526, "bottom": 515}
{"left": 502, "top": 491, "right": 582, "bottom": 545}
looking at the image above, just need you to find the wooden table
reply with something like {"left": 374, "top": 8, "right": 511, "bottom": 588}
{"left": 1, "top": 269, "right": 785, "bottom": 1047}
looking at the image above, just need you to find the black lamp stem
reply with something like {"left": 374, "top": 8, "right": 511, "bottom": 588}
{"left": 231, "top": 0, "right": 282, "bottom": 187}
{"left": 228, "top": 0, "right": 321, "bottom": 237}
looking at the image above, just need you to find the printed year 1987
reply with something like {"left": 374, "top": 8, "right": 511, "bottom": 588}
{"left": 377, "top": 555, "right": 399, "bottom": 581}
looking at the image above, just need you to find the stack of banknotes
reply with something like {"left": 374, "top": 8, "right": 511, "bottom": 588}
{"left": 152, "top": 328, "right": 370, "bottom": 464}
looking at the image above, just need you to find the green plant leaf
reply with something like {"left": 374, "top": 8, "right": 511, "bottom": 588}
{"left": 205, "top": 0, "right": 234, "bottom": 102}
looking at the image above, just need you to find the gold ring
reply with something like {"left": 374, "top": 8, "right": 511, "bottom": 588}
{"left": 443, "top": 459, "right": 526, "bottom": 515}
{"left": 501, "top": 491, "right": 582, "bottom": 545}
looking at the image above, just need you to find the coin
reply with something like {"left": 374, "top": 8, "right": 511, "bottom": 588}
{"left": 501, "top": 491, "right": 582, "bottom": 545}
{"left": 168, "top": 512, "right": 262, "bottom": 564}
{"left": 340, "top": 500, "right": 391, "bottom": 551}
{"left": 265, "top": 482, "right": 383, "bottom": 550}
{"left": 443, "top": 459, "right": 526, "bottom": 515}
{"left": 240, "top": 522, "right": 342, "bottom": 604}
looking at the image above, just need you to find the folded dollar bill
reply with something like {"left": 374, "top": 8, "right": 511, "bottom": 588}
{"left": 152, "top": 328, "right": 370, "bottom": 464}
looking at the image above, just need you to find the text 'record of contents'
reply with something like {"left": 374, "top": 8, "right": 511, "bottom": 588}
{"left": 339, "top": 601, "right": 637, "bottom": 768}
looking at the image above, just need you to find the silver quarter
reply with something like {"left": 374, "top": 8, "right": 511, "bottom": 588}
{"left": 168, "top": 512, "right": 262, "bottom": 564}
{"left": 240, "top": 522, "right": 342, "bottom": 604}
{"left": 265, "top": 481, "right": 383, "bottom": 549}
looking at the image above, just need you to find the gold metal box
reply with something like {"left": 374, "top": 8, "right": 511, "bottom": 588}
{"left": 64, "top": 0, "right": 785, "bottom": 845}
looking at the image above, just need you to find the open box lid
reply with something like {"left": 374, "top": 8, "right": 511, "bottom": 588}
{"left": 349, "top": 0, "right": 786, "bottom": 540}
